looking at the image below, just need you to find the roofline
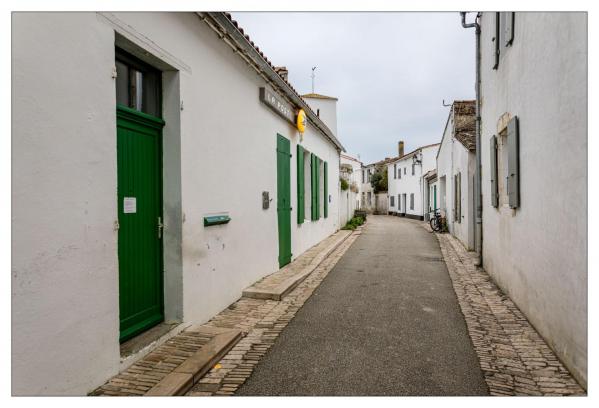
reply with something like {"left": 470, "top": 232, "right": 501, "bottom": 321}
{"left": 436, "top": 106, "right": 454, "bottom": 161}
{"left": 340, "top": 153, "right": 363, "bottom": 165}
{"left": 302, "top": 93, "right": 339, "bottom": 101}
{"left": 387, "top": 143, "right": 441, "bottom": 165}
{"left": 200, "top": 12, "right": 345, "bottom": 152}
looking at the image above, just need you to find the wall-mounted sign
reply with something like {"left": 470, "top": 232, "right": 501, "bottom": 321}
{"left": 296, "top": 109, "right": 306, "bottom": 134}
{"left": 259, "top": 87, "right": 295, "bottom": 125}
{"left": 123, "top": 197, "right": 137, "bottom": 214}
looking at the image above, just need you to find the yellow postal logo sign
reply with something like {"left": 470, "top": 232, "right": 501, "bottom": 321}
{"left": 296, "top": 109, "right": 307, "bottom": 141}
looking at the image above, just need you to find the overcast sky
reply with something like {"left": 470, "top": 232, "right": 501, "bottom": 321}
{"left": 232, "top": 12, "right": 475, "bottom": 164}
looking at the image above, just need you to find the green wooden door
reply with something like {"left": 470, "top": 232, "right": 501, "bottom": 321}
{"left": 117, "top": 105, "right": 165, "bottom": 342}
{"left": 276, "top": 134, "right": 292, "bottom": 268}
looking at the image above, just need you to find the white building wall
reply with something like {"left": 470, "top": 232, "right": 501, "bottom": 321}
{"left": 12, "top": 12, "right": 341, "bottom": 395}
{"left": 436, "top": 115, "right": 476, "bottom": 249}
{"left": 303, "top": 97, "right": 338, "bottom": 137}
{"left": 387, "top": 145, "right": 438, "bottom": 219}
{"left": 479, "top": 12, "right": 587, "bottom": 386}
{"left": 12, "top": 13, "right": 121, "bottom": 396}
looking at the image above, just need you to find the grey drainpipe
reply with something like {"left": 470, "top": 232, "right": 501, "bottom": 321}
{"left": 461, "top": 12, "right": 483, "bottom": 265}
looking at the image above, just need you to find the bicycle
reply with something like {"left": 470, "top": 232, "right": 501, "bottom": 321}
{"left": 429, "top": 208, "right": 445, "bottom": 232}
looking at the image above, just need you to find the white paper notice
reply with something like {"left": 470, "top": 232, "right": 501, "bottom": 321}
{"left": 123, "top": 197, "right": 137, "bottom": 214}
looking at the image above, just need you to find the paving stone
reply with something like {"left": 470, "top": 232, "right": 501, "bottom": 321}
{"left": 432, "top": 229, "right": 586, "bottom": 397}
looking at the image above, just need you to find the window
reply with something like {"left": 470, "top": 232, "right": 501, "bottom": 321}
{"left": 367, "top": 192, "right": 372, "bottom": 205}
{"left": 362, "top": 169, "right": 365, "bottom": 184}
{"left": 115, "top": 49, "right": 161, "bottom": 117}
{"left": 410, "top": 193, "right": 414, "bottom": 210}
{"left": 404, "top": 167, "right": 406, "bottom": 175}
{"left": 398, "top": 194, "right": 401, "bottom": 211}
{"left": 411, "top": 163, "right": 415, "bottom": 175}
{"left": 492, "top": 116, "right": 520, "bottom": 209}
{"left": 394, "top": 163, "right": 397, "bottom": 179}
{"left": 454, "top": 172, "right": 462, "bottom": 223}
{"left": 390, "top": 196, "right": 395, "bottom": 207}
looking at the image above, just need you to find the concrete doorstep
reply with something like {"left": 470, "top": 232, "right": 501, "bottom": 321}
{"left": 145, "top": 327, "right": 243, "bottom": 396}
{"left": 92, "top": 325, "right": 242, "bottom": 397}
{"left": 242, "top": 229, "right": 353, "bottom": 300}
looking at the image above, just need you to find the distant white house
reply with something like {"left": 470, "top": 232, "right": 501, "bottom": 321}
{"left": 423, "top": 169, "right": 438, "bottom": 219}
{"left": 387, "top": 142, "right": 439, "bottom": 220}
{"left": 360, "top": 163, "right": 376, "bottom": 211}
{"left": 477, "top": 12, "right": 587, "bottom": 387}
{"left": 339, "top": 153, "right": 363, "bottom": 224}
{"left": 436, "top": 100, "right": 476, "bottom": 249}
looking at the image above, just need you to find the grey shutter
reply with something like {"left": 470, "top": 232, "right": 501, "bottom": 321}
{"left": 507, "top": 116, "right": 520, "bottom": 208}
{"left": 493, "top": 12, "right": 500, "bottom": 69}
{"left": 490, "top": 135, "right": 499, "bottom": 207}
{"left": 504, "top": 12, "right": 514, "bottom": 46}
{"left": 458, "top": 172, "right": 462, "bottom": 222}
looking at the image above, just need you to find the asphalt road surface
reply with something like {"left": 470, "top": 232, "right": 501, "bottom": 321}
{"left": 237, "top": 215, "right": 488, "bottom": 396}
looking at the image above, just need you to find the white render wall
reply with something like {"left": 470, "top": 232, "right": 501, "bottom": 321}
{"left": 387, "top": 145, "right": 438, "bottom": 218}
{"left": 436, "top": 112, "right": 476, "bottom": 249}
{"left": 304, "top": 97, "right": 338, "bottom": 137}
{"left": 479, "top": 12, "right": 587, "bottom": 386}
{"left": 12, "top": 12, "right": 341, "bottom": 395}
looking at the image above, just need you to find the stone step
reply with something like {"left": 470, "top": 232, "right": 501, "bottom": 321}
{"left": 242, "top": 229, "right": 354, "bottom": 301}
{"left": 144, "top": 326, "right": 242, "bottom": 396}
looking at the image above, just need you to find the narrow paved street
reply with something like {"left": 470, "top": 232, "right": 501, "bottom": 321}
{"left": 237, "top": 215, "right": 488, "bottom": 396}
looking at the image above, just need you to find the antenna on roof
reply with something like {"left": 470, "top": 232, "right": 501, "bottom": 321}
{"left": 442, "top": 99, "right": 452, "bottom": 107}
{"left": 311, "top": 67, "right": 317, "bottom": 93}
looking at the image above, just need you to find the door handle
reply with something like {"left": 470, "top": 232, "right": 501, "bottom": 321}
{"left": 158, "top": 216, "right": 164, "bottom": 239}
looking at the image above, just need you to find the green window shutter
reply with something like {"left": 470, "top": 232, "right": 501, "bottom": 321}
{"left": 324, "top": 161, "right": 328, "bottom": 218}
{"left": 310, "top": 153, "right": 318, "bottom": 221}
{"left": 490, "top": 135, "right": 499, "bottom": 207}
{"left": 315, "top": 157, "right": 320, "bottom": 219}
{"left": 297, "top": 145, "right": 305, "bottom": 224}
{"left": 507, "top": 116, "right": 520, "bottom": 208}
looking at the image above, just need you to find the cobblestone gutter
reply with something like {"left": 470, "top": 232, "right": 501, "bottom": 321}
{"left": 432, "top": 229, "right": 585, "bottom": 396}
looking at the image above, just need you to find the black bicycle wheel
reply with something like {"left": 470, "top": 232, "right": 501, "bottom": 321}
{"left": 430, "top": 217, "right": 439, "bottom": 231}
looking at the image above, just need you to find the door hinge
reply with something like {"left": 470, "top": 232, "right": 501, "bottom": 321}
{"left": 158, "top": 216, "right": 164, "bottom": 239}
{"left": 113, "top": 219, "right": 120, "bottom": 231}
{"left": 111, "top": 66, "right": 118, "bottom": 79}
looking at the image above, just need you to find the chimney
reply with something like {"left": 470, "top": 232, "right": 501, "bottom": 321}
{"left": 274, "top": 66, "right": 288, "bottom": 81}
{"left": 398, "top": 141, "right": 404, "bottom": 158}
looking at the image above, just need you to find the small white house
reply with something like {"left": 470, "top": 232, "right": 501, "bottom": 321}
{"left": 478, "top": 12, "right": 587, "bottom": 387}
{"left": 360, "top": 163, "right": 376, "bottom": 211}
{"left": 436, "top": 100, "right": 476, "bottom": 249}
{"left": 12, "top": 12, "right": 344, "bottom": 395}
{"left": 423, "top": 169, "right": 438, "bottom": 219}
{"left": 387, "top": 142, "right": 439, "bottom": 220}
{"left": 339, "top": 153, "right": 363, "bottom": 225}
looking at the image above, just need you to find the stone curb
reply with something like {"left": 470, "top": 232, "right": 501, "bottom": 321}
{"left": 242, "top": 230, "right": 353, "bottom": 301}
{"left": 145, "top": 327, "right": 243, "bottom": 396}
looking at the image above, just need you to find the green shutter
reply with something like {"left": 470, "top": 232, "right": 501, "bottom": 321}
{"left": 310, "top": 153, "right": 318, "bottom": 221}
{"left": 324, "top": 161, "right": 328, "bottom": 218}
{"left": 490, "top": 135, "right": 499, "bottom": 207}
{"left": 507, "top": 116, "right": 520, "bottom": 208}
{"left": 315, "top": 157, "right": 320, "bottom": 219}
{"left": 297, "top": 145, "right": 305, "bottom": 224}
